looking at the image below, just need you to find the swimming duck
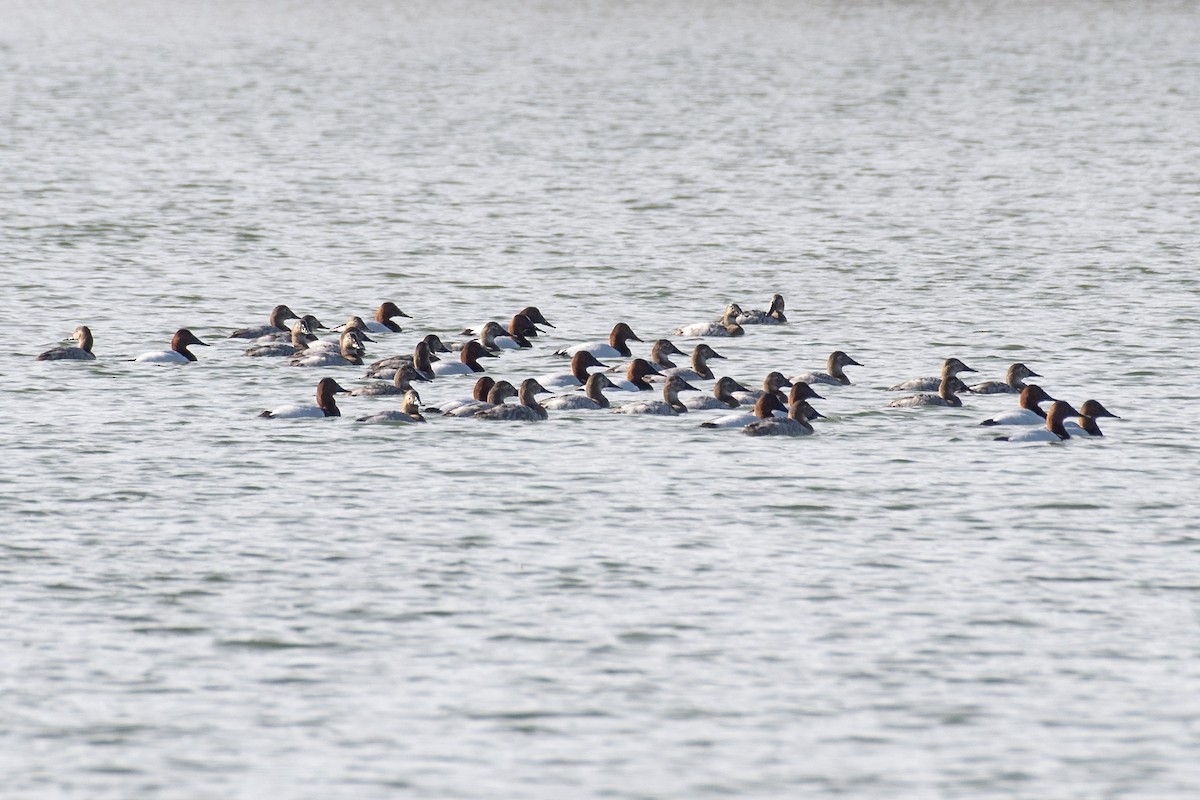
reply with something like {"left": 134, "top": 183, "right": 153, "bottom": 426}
{"left": 252, "top": 313, "right": 328, "bottom": 343}
{"left": 889, "top": 357, "right": 976, "bottom": 392}
{"left": 994, "top": 401, "right": 1081, "bottom": 442}
{"left": 672, "top": 307, "right": 744, "bottom": 338}
{"left": 744, "top": 400, "right": 817, "bottom": 436}
{"left": 133, "top": 329, "right": 210, "bottom": 363}
{"left": 731, "top": 371, "right": 793, "bottom": 405}
{"left": 607, "top": 358, "right": 658, "bottom": 392}
{"left": 363, "top": 301, "right": 412, "bottom": 334}
{"left": 517, "top": 306, "right": 554, "bottom": 331}
{"left": 773, "top": 382, "right": 825, "bottom": 420}
{"left": 538, "top": 351, "right": 609, "bottom": 390}
{"left": 443, "top": 380, "right": 520, "bottom": 418}
{"left": 244, "top": 320, "right": 315, "bottom": 358}
{"left": 431, "top": 376, "right": 497, "bottom": 414}
{"left": 699, "top": 392, "right": 787, "bottom": 429}
{"left": 612, "top": 375, "right": 699, "bottom": 416}
{"left": 792, "top": 351, "right": 862, "bottom": 386}
{"left": 433, "top": 340, "right": 498, "bottom": 376}
{"left": 888, "top": 375, "right": 971, "bottom": 407}
{"left": 978, "top": 385, "right": 1057, "bottom": 426}
{"left": 970, "top": 363, "right": 1040, "bottom": 394}
{"left": 37, "top": 325, "right": 96, "bottom": 361}
{"left": 229, "top": 305, "right": 299, "bottom": 339}
{"left": 662, "top": 344, "right": 726, "bottom": 381}
{"left": 260, "top": 377, "right": 350, "bottom": 418}
{"left": 542, "top": 373, "right": 617, "bottom": 411}
{"left": 291, "top": 329, "right": 370, "bottom": 368}
{"left": 350, "top": 363, "right": 432, "bottom": 396}
{"left": 356, "top": 389, "right": 426, "bottom": 424}
{"left": 475, "top": 378, "right": 552, "bottom": 421}
{"left": 683, "top": 376, "right": 751, "bottom": 410}
{"left": 734, "top": 294, "right": 787, "bottom": 325}
{"left": 365, "top": 336, "right": 447, "bottom": 381}
{"left": 1064, "top": 400, "right": 1120, "bottom": 437}
{"left": 557, "top": 322, "right": 642, "bottom": 359}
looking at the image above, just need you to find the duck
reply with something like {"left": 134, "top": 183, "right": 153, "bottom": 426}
{"left": 37, "top": 325, "right": 96, "bottom": 361}
{"left": 662, "top": 344, "right": 726, "bottom": 381}
{"left": 773, "top": 382, "right": 825, "bottom": 420}
{"left": 431, "top": 376, "right": 497, "bottom": 415}
{"left": 734, "top": 294, "right": 787, "bottom": 325}
{"left": 537, "top": 351, "right": 609, "bottom": 390}
{"left": 443, "top": 380, "right": 520, "bottom": 417}
{"left": 432, "top": 340, "right": 498, "bottom": 376}
{"left": 671, "top": 307, "right": 744, "bottom": 338}
{"left": 888, "top": 375, "right": 971, "bottom": 407}
{"left": 251, "top": 313, "right": 328, "bottom": 343}
{"left": 542, "top": 373, "right": 617, "bottom": 411}
{"left": 364, "top": 335, "right": 447, "bottom": 381}
{"left": 517, "top": 306, "right": 554, "bottom": 332}
{"left": 133, "top": 329, "right": 210, "bottom": 363}
{"left": 355, "top": 389, "right": 426, "bottom": 424}
{"left": 607, "top": 339, "right": 684, "bottom": 376}
{"left": 459, "top": 321, "right": 525, "bottom": 351}
{"left": 290, "top": 329, "right": 370, "bottom": 368}
{"left": 970, "top": 363, "right": 1040, "bottom": 394}
{"left": 350, "top": 363, "right": 432, "bottom": 396}
{"left": 699, "top": 392, "right": 787, "bottom": 429}
{"left": 229, "top": 305, "right": 299, "bottom": 339}
{"left": 260, "top": 377, "right": 350, "bottom": 418}
{"left": 1064, "top": 400, "right": 1120, "bottom": 437}
{"left": 612, "top": 375, "right": 699, "bottom": 416}
{"left": 731, "top": 371, "right": 793, "bottom": 405}
{"left": 607, "top": 358, "right": 658, "bottom": 392}
{"left": 995, "top": 401, "right": 1081, "bottom": 442}
{"left": 978, "top": 385, "right": 1057, "bottom": 426}
{"left": 505, "top": 312, "right": 540, "bottom": 346}
{"left": 244, "top": 320, "right": 315, "bottom": 358}
{"left": 556, "top": 322, "right": 642, "bottom": 359}
{"left": 791, "top": 351, "right": 863, "bottom": 386}
{"left": 475, "top": 378, "right": 552, "bottom": 421}
{"left": 744, "top": 400, "right": 817, "bottom": 436}
{"left": 889, "top": 357, "right": 976, "bottom": 392}
{"left": 363, "top": 301, "right": 412, "bottom": 334}
{"left": 683, "top": 376, "right": 751, "bottom": 411}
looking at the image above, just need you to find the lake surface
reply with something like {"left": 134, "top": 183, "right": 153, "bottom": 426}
{"left": 3, "top": 1, "right": 1199, "bottom": 797}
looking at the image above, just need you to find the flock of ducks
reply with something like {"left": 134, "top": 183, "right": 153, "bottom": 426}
{"left": 35, "top": 293, "right": 1119, "bottom": 442}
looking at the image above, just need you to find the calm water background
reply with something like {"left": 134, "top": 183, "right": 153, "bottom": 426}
{"left": 3, "top": 1, "right": 1199, "bottom": 797}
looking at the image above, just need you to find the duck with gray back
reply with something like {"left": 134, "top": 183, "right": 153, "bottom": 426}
{"left": 792, "top": 351, "right": 862, "bottom": 386}
{"left": 229, "top": 305, "right": 298, "bottom": 339}
{"left": 889, "top": 357, "right": 975, "bottom": 392}
{"left": 970, "top": 363, "right": 1040, "bottom": 394}
{"left": 37, "top": 325, "right": 96, "bottom": 361}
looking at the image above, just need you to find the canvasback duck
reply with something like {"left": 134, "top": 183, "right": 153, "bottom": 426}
{"left": 888, "top": 375, "right": 971, "bottom": 407}
{"left": 363, "top": 301, "right": 412, "bottom": 334}
{"left": 364, "top": 336, "right": 446, "bottom": 381}
{"left": 772, "top": 382, "right": 824, "bottom": 419}
{"left": 475, "top": 378, "right": 552, "bottom": 421}
{"left": 1064, "top": 399, "right": 1120, "bottom": 437}
{"left": 970, "top": 363, "right": 1040, "bottom": 394}
{"left": 37, "top": 325, "right": 96, "bottom": 361}
{"left": 734, "top": 294, "right": 787, "bottom": 325}
{"left": 134, "top": 329, "right": 210, "bottom": 363}
{"left": 889, "top": 357, "right": 976, "bottom": 392}
{"left": 744, "top": 400, "right": 817, "bottom": 436}
{"left": 291, "top": 329, "right": 369, "bottom": 368}
{"left": 443, "top": 380, "right": 519, "bottom": 417}
{"left": 518, "top": 306, "right": 554, "bottom": 330}
{"left": 542, "top": 373, "right": 617, "bottom": 411}
{"left": 683, "top": 376, "right": 751, "bottom": 411}
{"left": 672, "top": 307, "right": 744, "bottom": 338}
{"left": 646, "top": 339, "right": 685, "bottom": 372}
{"left": 244, "top": 320, "right": 314, "bottom": 358}
{"left": 253, "top": 313, "right": 328, "bottom": 343}
{"left": 538, "top": 350, "right": 608, "bottom": 390}
{"left": 613, "top": 375, "right": 699, "bottom": 416}
{"left": 260, "top": 377, "right": 350, "bottom": 418}
{"left": 356, "top": 389, "right": 426, "bottom": 424}
{"left": 505, "top": 313, "right": 538, "bottom": 346}
{"left": 459, "top": 321, "right": 524, "bottom": 351}
{"left": 557, "top": 322, "right": 642, "bottom": 359}
{"left": 732, "top": 371, "right": 793, "bottom": 405}
{"left": 433, "top": 340, "right": 497, "bottom": 376}
{"left": 229, "top": 305, "right": 298, "bottom": 339}
{"left": 700, "top": 392, "right": 786, "bottom": 429}
{"left": 662, "top": 344, "right": 726, "bottom": 381}
{"left": 431, "top": 376, "right": 497, "bottom": 414}
{"left": 792, "top": 351, "right": 863, "bottom": 386}
{"left": 607, "top": 358, "right": 658, "bottom": 392}
{"left": 350, "top": 363, "right": 432, "bottom": 396}
{"left": 979, "top": 385, "right": 1057, "bottom": 426}
{"left": 995, "top": 401, "right": 1081, "bottom": 442}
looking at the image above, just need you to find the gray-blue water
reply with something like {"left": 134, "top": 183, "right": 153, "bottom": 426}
{"left": 3, "top": 1, "right": 1199, "bottom": 797}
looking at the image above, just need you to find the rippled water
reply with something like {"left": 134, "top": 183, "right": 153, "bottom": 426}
{"left": 3, "top": 1, "right": 1199, "bottom": 797}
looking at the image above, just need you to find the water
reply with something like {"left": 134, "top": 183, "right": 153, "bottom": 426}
{"left": 3, "top": 1, "right": 1199, "bottom": 797}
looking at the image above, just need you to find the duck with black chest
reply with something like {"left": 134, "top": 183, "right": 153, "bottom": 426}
{"left": 350, "top": 363, "right": 432, "bottom": 396}
{"left": 791, "top": 351, "right": 862, "bottom": 386}
{"left": 731, "top": 371, "right": 793, "bottom": 405}
{"left": 37, "top": 325, "right": 96, "bottom": 361}
{"left": 889, "top": 357, "right": 976, "bottom": 392}
{"left": 1064, "top": 399, "right": 1120, "bottom": 437}
{"left": 433, "top": 340, "right": 498, "bottom": 377}
{"left": 229, "top": 305, "right": 299, "bottom": 339}
{"left": 443, "top": 380, "right": 519, "bottom": 417}
{"left": 365, "top": 335, "right": 447, "bottom": 381}
{"left": 133, "top": 329, "right": 210, "bottom": 363}
{"left": 612, "top": 375, "right": 699, "bottom": 416}
{"left": 356, "top": 389, "right": 426, "bottom": 424}
{"left": 363, "top": 301, "right": 412, "bottom": 334}
{"left": 744, "top": 399, "right": 817, "bottom": 437}
{"left": 995, "top": 401, "right": 1081, "bottom": 443}
{"left": 662, "top": 344, "right": 726, "bottom": 382}
{"left": 260, "top": 377, "right": 350, "bottom": 419}
{"left": 291, "top": 329, "right": 371, "bottom": 368}
{"left": 542, "top": 373, "right": 617, "bottom": 411}
{"left": 538, "top": 350, "right": 609, "bottom": 390}
{"left": 475, "top": 378, "right": 552, "bottom": 421}
{"left": 734, "top": 294, "right": 787, "bottom": 325}
{"left": 556, "top": 322, "right": 642, "bottom": 359}
{"left": 683, "top": 376, "right": 751, "bottom": 411}
{"left": 979, "top": 385, "right": 1057, "bottom": 426}
{"left": 699, "top": 392, "right": 786, "bottom": 429}
{"left": 888, "top": 375, "right": 970, "bottom": 408}
{"left": 970, "top": 363, "right": 1040, "bottom": 394}
{"left": 772, "top": 382, "right": 825, "bottom": 420}
{"left": 607, "top": 358, "right": 658, "bottom": 392}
